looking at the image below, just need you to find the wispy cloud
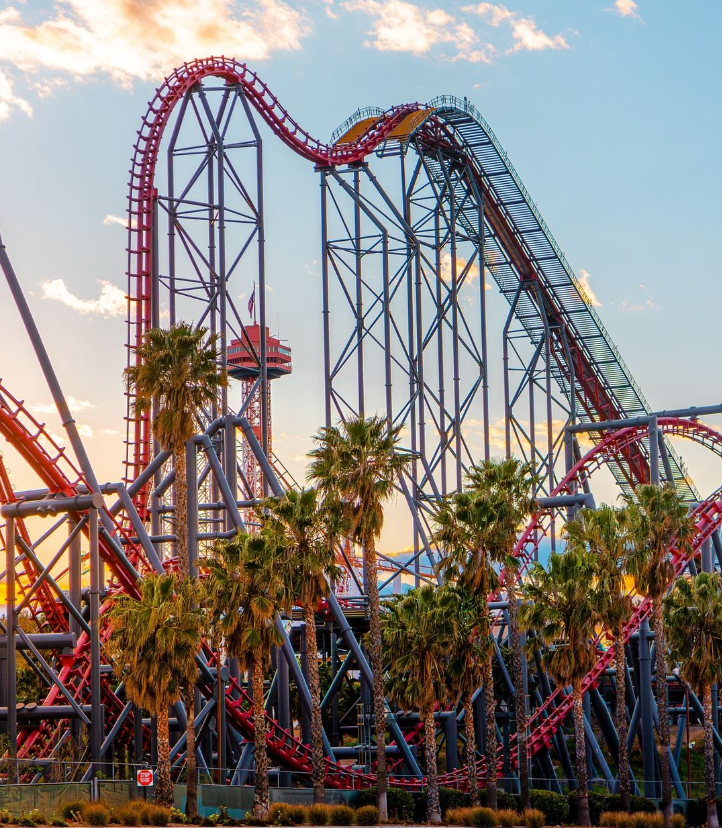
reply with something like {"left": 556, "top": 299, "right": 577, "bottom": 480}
{"left": 0, "top": 0, "right": 310, "bottom": 121}
{"left": 609, "top": 0, "right": 642, "bottom": 21}
{"left": 41, "top": 278, "right": 126, "bottom": 317}
{"left": 342, "top": 0, "right": 566, "bottom": 61}
{"left": 619, "top": 284, "right": 658, "bottom": 313}
{"left": 0, "top": 67, "right": 32, "bottom": 120}
{"left": 103, "top": 214, "right": 134, "bottom": 229}
{"left": 31, "top": 397, "right": 96, "bottom": 415}
{"left": 577, "top": 268, "right": 602, "bottom": 308}
{"left": 342, "top": 0, "right": 494, "bottom": 61}
{"left": 463, "top": 3, "right": 569, "bottom": 53}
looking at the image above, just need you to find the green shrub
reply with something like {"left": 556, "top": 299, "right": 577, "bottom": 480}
{"left": 307, "top": 805, "right": 330, "bottom": 827}
{"left": 601, "top": 795, "right": 656, "bottom": 815}
{"left": 267, "top": 805, "right": 294, "bottom": 827}
{"left": 0, "top": 810, "right": 11, "bottom": 825}
{"left": 50, "top": 819, "right": 69, "bottom": 828}
{"left": 415, "top": 788, "right": 471, "bottom": 822}
{"left": 523, "top": 809, "right": 545, "bottom": 828}
{"left": 497, "top": 792, "right": 520, "bottom": 813}
{"left": 469, "top": 807, "right": 498, "bottom": 828}
{"left": 684, "top": 798, "right": 721, "bottom": 828}
{"left": 143, "top": 805, "right": 171, "bottom": 827}
{"left": 354, "top": 805, "right": 379, "bottom": 826}
{"left": 59, "top": 803, "right": 88, "bottom": 822}
{"left": 670, "top": 815, "right": 685, "bottom": 828}
{"left": 356, "top": 788, "right": 415, "bottom": 823}
{"left": 529, "top": 791, "right": 569, "bottom": 826}
{"left": 327, "top": 806, "right": 354, "bottom": 826}
{"left": 82, "top": 805, "right": 112, "bottom": 827}
{"left": 496, "top": 809, "right": 519, "bottom": 827}
{"left": 16, "top": 815, "right": 39, "bottom": 828}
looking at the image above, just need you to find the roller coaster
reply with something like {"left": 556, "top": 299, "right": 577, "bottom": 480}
{"left": 1, "top": 56, "right": 721, "bottom": 799}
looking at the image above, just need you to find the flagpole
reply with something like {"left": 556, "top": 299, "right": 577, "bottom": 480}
{"left": 253, "top": 280, "right": 257, "bottom": 325}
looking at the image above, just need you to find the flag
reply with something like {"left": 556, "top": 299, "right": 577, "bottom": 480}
{"left": 247, "top": 286, "right": 255, "bottom": 320}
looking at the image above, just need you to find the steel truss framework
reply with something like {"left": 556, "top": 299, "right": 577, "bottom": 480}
{"left": 0, "top": 57, "right": 721, "bottom": 798}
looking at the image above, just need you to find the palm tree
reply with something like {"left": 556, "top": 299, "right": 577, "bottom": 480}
{"left": 260, "top": 487, "right": 343, "bottom": 803}
{"left": 664, "top": 572, "right": 722, "bottom": 828}
{"left": 381, "top": 585, "right": 456, "bottom": 824}
{"left": 125, "top": 322, "right": 227, "bottom": 817}
{"left": 466, "top": 458, "right": 538, "bottom": 810}
{"left": 445, "top": 584, "right": 492, "bottom": 808}
{"left": 626, "top": 483, "right": 694, "bottom": 828}
{"left": 565, "top": 506, "right": 634, "bottom": 812}
{"left": 520, "top": 550, "right": 601, "bottom": 827}
{"left": 203, "top": 531, "right": 289, "bottom": 819}
{"left": 434, "top": 491, "right": 500, "bottom": 807}
{"left": 307, "top": 415, "right": 415, "bottom": 820}
{"left": 106, "top": 575, "right": 202, "bottom": 807}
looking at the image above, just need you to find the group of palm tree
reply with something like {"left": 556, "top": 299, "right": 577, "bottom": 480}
{"left": 109, "top": 323, "right": 722, "bottom": 828}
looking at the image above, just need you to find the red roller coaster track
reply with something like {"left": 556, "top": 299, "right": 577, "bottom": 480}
{"left": 2, "top": 56, "right": 717, "bottom": 788}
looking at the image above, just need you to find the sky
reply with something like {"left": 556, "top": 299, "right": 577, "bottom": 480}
{"left": 0, "top": 0, "right": 721, "bottom": 557}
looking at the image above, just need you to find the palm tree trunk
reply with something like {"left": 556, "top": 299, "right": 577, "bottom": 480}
{"left": 614, "top": 632, "right": 630, "bottom": 812}
{"left": 252, "top": 652, "right": 270, "bottom": 819}
{"left": 463, "top": 690, "right": 481, "bottom": 807}
{"left": 156, "top": 706, "right": 173, "bottom": 807}
{"left": 703, "top": 682, "right": 720, "bottom": 828}
{"left": 304, "top": 603, "right": 326, "bottom": 804}
{"left": 175, "top": 447, "right": 189, "bottom": 580}
{"left": 424, "top": 708, "right": 442, "bottom": 824}
{"left": 364, "top": 536, "right": 388, "bottom": 821}
{"left": 572, "top": 682, "right": 590, "bottom": 827}
{"left": 484, "top": 648, "right": 497, "bottom": 810}
{"left": 505, "top": 569, "right": 529, "bottom": 810}
{"left": 653, "top": 598, "right": 673, "bottom": 828}
{"left": 185, "top": 685, "right": 198, "bottom": 818}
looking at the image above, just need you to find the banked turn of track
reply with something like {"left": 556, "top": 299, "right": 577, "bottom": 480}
{"left": 1, "top": 56, "right": 715, "bottom": 786}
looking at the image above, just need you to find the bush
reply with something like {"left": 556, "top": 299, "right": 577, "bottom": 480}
{"left": 469, "top": 807, "right": 498, "bottom": 828}
{"left": 307, "top": 805, "right": 330, "bottom": 827}
{"left": 497, "top": 793, "right": 520, "bottom": 813}
{"left": 356, "top": 788, "right": 415, "bottom": 823}
{"left": 445, "top": 808, "right": 476, "bottom": 826}
{"left": 59, "top": 803, "right": 88, "bottom": 822}
{"left": 598, "top": 813, "right": 665, "bottom": 828}
{"left": 16, "top": 815, "right": 39, "bottom": 828}
{"left": 415, "top": 788, "right": 471, "bottom": 822}
{"left": 523, "top": 809, "right": 545, "bottom": 828}
{"left": 50, "top": 819, "right": 69, "bottom": 828}
{"left": 686, "top": 797, "right": 722, "bottom": 828}
{"left": 529, "top": 791, "right": 569, "bottom": 826}
{"left": 267, "top": 805, "right": 295, "bottom": 827}
{"left": 670, "top": 816, "right": 685, "bottom": 828}
{"left": 112, "top": 803, "right": 143, "bottom": 827}
{"left": 143, "top": 806, "right": 171, "bottom": 827}
{"left": 328, "top": 806, "right": 354, "bottom": 826}
{"left": 496, "top": 809, "right": 519, "bottom": 828}
{"left": 601, "top": 796, "right": 656, "bottom": 815}
{"left": 0, "top": 810, "right": 11, "bottom": 825}
{"left": 354, "top": 806, "right": 380, "bottom": 826}
{"left": 82, "top": 805, "right": 112, "bottom": 827}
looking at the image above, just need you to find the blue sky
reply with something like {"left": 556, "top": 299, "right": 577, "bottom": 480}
{"left": 0, "top": 0, "right": 720, "bottom": 553}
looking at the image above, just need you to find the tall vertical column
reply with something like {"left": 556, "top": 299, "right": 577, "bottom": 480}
{"left": 6, "top": 517, "right": 17, "bottom": 781}
{"left": 638, "top": 620, "right": 656, "bottom": 797}
{"left": 89, "top": 508, "right": 102, "bottom": 776}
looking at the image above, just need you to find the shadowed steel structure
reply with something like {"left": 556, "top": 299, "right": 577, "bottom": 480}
{"left": 0, "top": 57, "right": 720, "bottom": 798}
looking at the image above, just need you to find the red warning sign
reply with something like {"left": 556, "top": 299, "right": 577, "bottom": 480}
{"left": 136, "top": 769, "right": 154, "bottom": 787}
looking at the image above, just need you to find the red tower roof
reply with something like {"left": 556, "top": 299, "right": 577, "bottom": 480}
{"left": 227, "top": 324, "right": 292, "bottom": 380}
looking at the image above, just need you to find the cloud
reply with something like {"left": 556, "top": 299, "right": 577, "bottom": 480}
{"left": 463, "top": 3, "right": 568, "bottom": 52}
{"left": 0, "top": 67, "right": 32, "bottom": 120}
{"left": 31, "top": 397, "right": 96, "bottom": 415}
{"left": 610, "top": 0, "right": 642, "bottom": 20}
{"left": 619, "top": 284, "right": 659, "bottom": 313}
{"left": 103, "top": 214, "right": 134, "bottom": 228}
{"left": 41, "top": 278, "right": 126, "bottom": 317}
{"left": 101, "top": 428, "right": 121, "bottom": 436}
{"left": 0, "top": 0, "right": 309, "bottom": 121}
{"left": 577, "top": 268, "right": 602, "bottom": 308}
{"left": 77, "top": 424, "right": 94, "bottom": 438}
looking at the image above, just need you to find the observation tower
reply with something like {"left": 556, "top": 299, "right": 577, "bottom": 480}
{"left": 227, "top": 324, "right": 292, "bottom": 516}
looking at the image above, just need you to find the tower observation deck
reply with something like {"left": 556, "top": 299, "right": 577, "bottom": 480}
{"left": 227, "top": 324, "right": 292, "bottom": 520}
